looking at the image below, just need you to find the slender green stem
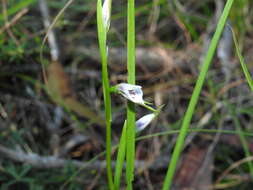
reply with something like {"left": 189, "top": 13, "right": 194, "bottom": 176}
{"left": 142, "top": 104, "right": 157, "bottom": 112}
{"left": 97, "top": 0, "right": 114, "bottom": 189}
{"left": 126, "top": 0, "right": 136, "bottom": 189}
{"left": 162, "top": 1, "right": 234, "bottom": 189}
{"left": 127, "top": 0, "right": 135, "bottom": 84}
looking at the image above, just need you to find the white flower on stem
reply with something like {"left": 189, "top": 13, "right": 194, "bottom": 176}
{"left": 102, "top": 0, "right": 111, "bottom": 31}
{"left": 117, "top": 83, "right": 145, "bottom": 105}
{"left": 136, "top": 113, "right": 156, "bottom": 132}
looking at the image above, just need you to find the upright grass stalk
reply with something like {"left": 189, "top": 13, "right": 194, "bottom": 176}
{"left": 230, "top": 31, "right": 253, "bottom": 176}
{"left": 126, "top": 0, "right": 136, "bottom": 189}
{"left": 97, "top": 0, "right": 114, "bottom": 189}
{"left": 162, "top": 0, "right": 234, "bottom": 189}
{"left": 231, "top": 28, "right": 253, "bottom": 91}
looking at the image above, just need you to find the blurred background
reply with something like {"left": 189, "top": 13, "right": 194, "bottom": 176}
{"left": 0, "top": 0, "right": 253, "bottom": 189}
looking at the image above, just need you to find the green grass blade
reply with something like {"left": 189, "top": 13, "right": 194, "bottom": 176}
{"left": 96, "top": 0, "right": 114, "bottom": 189}
{"left": 162, "top": 0, "right": 235, "bottom": 189}
{"left": 137, "top": 128, "right": 253, "bottom": 141}
{"left": 126, "top": 0, "right": 136, "bottom": 189}
{"left": 114, "top": 121, "right": 127, "bottom": 190}
{"left": 231, "top": 28, "right": 253, "bottom": 91}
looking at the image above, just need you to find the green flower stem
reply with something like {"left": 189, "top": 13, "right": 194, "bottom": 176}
{"left": 126, "top": 0, "right": 136, "bottom": 189}
{"left": 97, "top": 0, "right": 114, "bottom": 189}
{"left": 162, "top": 0, "right": 234, "bottom": 189}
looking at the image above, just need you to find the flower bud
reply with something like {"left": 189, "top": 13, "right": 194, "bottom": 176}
{"left": 102, "top": 0, "right": 111, "bottom": 31}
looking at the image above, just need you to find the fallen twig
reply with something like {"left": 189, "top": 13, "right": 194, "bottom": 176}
{"left": 0, "top": 144, "right": 170, "bottom": 170}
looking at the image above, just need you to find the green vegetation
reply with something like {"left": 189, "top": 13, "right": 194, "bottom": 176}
{"left": 162, "top": 1, "right": 235, "bottom": 189}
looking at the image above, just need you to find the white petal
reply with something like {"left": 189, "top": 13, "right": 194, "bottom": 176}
{"left": 136, "top": 113, "right": 156, "bottom": 132}
{"left": 102, "top": 0, "right": 111, "bottom": 31}
{"left": 117, "top": 83, "right": 145, "bottom": 105}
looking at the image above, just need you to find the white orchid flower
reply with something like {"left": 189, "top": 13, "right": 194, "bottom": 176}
{"left": 136, "top": 113, "right": 156, "bottom": 132}
{"left": 117, "top": 83, "right": 145, "bottom": 105}
{"left": 102, "top": 0, "right": 111, "bottom": 31}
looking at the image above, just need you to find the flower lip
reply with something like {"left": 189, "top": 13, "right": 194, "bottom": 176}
{"left": 136, "top": 113, "right": 156, "bottom": 132}
{"left": 117, "top": 83, "right": 145, "bottom": 105}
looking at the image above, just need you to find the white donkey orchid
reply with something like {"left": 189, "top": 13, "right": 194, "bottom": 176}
{"left": 117, "top": 83, "right": 145, "bottom": 105}
{"left": 136, "top": 113, "right": 156, "bottom": 132}
{"left": 112, "top": 83, "right": 163, "bottom": 132}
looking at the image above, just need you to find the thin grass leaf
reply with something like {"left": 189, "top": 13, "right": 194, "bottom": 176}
{"left": 162, "top": 0, "right": 235, "bottom": 189}
{"left": 231, "top": 28, "right": 253, "bottom": 91}
{"left": 137, "top": 128, "right": 253, "bottom": 142}
{"left": 114, "top": 121, "right": 127, "bottom": 190}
